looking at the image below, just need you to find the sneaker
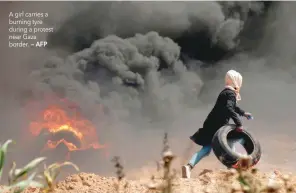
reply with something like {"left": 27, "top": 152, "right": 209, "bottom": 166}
{"left": 182, "top": 165, "right": 191, "bottom": 179}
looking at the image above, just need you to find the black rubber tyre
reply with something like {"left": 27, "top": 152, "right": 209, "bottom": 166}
{"left": 212, "top": 124, "right": 261, "bottom": 168}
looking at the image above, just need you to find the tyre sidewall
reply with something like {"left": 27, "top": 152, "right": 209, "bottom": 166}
{"left": 212, "top": 124, "right": 261, "bottom": 168}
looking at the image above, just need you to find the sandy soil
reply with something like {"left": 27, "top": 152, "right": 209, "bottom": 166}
{"left": 2, "top": 167, "right": 295, "bottom": 193}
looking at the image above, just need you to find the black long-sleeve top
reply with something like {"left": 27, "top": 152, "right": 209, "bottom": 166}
{"left": 190, "top": 88, "right": 245, "bottom": 146}
{"left": 203, "top": 88, "right": 245, "bottom": 128}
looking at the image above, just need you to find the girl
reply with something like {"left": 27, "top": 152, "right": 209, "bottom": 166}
{"left": 182, "top": 70, "right": 253, "bottom": 179}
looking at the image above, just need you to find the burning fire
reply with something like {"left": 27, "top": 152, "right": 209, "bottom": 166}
{"left": 29, "top": 99, "right": 106, "bottom": 152}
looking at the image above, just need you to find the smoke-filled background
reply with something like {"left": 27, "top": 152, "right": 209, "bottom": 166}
{"left": 1, "top": 1, "right": 296, "bottom": 178}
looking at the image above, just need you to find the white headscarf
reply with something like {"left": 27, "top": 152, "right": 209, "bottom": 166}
{"left": 225, "top": 70, "right": 243, "bottom": 101}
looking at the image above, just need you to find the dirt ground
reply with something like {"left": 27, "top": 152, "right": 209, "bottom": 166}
{"left": 1, "top": 151, "right": 296, "bottom": 193}
{"left": 2, "top": 166, "right": 296, "bottom": 193}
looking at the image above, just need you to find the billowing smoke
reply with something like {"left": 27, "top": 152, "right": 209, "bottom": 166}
{"left": 47, "top": 2, "right": 270, "bottom": 60}
{"left": 1, "top": 1, "right": 296, "bottom": 177}
{"left": 29, "top": 31, "right": 202, "bottom": 124}
{"left": 29, "top": 1, "right": 271, "bottom": 120}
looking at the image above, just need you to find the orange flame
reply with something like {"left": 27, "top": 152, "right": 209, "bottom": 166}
{"left": 29, "top": 101, "right": 106, "bottom": 152}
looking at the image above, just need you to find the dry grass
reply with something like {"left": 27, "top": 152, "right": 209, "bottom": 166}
{"left": 112, "top": 156, "right": 128, "bottom": 193}
{"left": 145, "top": 132, "right": 177, "bottom": 193}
